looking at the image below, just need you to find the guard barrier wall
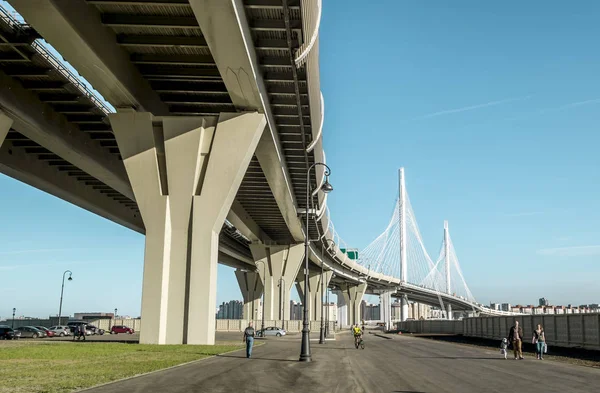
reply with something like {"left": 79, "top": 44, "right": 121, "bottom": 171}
{"left": 396, "top": 320, "right": 463, "bottom": 334}
{"left": 463, "top": 314, "right": 600, "bottom": 351}
{"left": 396, "top": 314, "right": 600, "bottom": 351}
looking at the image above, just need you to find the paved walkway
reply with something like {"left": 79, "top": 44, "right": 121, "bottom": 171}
{"left": 83, "top": 332, "right": 599, "bottom": 393}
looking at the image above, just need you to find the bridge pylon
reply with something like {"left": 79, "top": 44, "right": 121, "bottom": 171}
{"left": 398, "top": 168, "right": 409, "bottom": 321}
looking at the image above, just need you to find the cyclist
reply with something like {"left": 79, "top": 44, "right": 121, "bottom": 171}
{"left": 352, "top": 324, "right": 363, "bottom": 348}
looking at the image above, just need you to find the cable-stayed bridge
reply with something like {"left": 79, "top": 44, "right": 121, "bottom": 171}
{"left": 355, "top": 168, "right": 517, "bottom": 323}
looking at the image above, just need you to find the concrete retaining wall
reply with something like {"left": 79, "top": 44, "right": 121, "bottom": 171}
{"left": 396, "top": 313, "right": 600, "bottom": 351}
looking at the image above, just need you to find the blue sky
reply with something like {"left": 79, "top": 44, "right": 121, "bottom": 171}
{"left": 2, "top": 0, "right": 600, "bottom": 319}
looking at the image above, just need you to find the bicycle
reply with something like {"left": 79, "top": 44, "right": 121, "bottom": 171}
{"left": 354, "top": 334, "right": 365, "bottom": 349}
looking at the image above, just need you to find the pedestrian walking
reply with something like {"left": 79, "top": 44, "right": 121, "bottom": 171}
{"left": 508, "top": 320, "right": 523, "bottom": 359}
{"left": 533, "top": 324, "right": 546, "bottom": 360}
{"left": 243, "top": 322, "right": 255, "bottom": 359}
{"left": 78, "top": 324, "right": 86, "bottom": 341}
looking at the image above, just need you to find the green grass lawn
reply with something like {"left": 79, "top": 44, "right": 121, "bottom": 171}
{"left": 0, "top": 340, "right": 244, "bottom": 393}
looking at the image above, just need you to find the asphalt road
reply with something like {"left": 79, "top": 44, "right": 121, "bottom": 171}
{"left": 82, "top": 332, "right": 600, "bottom": 393}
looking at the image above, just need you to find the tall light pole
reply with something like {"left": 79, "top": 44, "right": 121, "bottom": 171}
{"left": 255, "top": 260, "right": 266, "bottom": 337}
{"left": 319, "top": 239, "right": 335, "bottom": 344}
{"left": 58, "top": 270, "right": 73, "bottom": 326}
{"left": 12, "top": 308, "right": 15, "bottom": 329}
{"left": 300, "top": 162, "right": 333, "bottom": 362}
{"left": 278, "top": 277, "right": 286, "bottom": 330}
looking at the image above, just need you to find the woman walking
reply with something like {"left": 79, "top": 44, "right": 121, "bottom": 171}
{"left": 533, "top": 324, "right": 546, "bottom": 360}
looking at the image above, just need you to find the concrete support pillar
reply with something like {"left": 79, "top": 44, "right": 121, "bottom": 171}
{"left": 235, "top": 269, "right": 263, "bottom": 321}
{"left": 109, "top": 111, "right": 266, "bottom": 345}
{"left": 380, "top": 291, "right": 393, "bottom": 331}
{"left": 250, "top": 244, "right": 304, "bottom": 321}
{"left": 334, "top": 289, "right": 349, "bottom": 329}
{"left": 296, "top": 270, "right": 332, "bottom": 321}
{"left": 401, "top": 294, "right": 409, "bottom": 322}
{"left": 447, "top": 304, "right": 453, "bottom": 320}
{"left": 0, "top": 110, "right": 13, "bottom": 146}
{"left": 340, "top": 282, "right": 367, "bottom": 326}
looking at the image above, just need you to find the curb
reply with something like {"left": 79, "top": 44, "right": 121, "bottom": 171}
{"left": 74, "top": 344, "right": 256, "bottom": 392}
{"left": 372, "top": 333, "right": 393, "bottom": 340}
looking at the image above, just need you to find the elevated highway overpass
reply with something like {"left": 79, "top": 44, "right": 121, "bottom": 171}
{"left": 0, "top": 0, "right": 509, "bottom": 347}
{"left": 1, "top": 0, "right": 398, "bottom": 345}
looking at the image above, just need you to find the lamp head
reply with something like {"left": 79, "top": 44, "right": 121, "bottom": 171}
{"left": 320, "top": 177, "right": 333, "bottom": 193}
{"left": 68, "top": 275, "right": 73, "bottom": 281}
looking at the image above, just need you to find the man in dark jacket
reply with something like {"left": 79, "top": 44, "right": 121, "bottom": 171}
{"left": 243, "top": 322, "right": 255, "bottom": 358}
{"left": 508, "top": 320, "right": 523, "bottom": 359}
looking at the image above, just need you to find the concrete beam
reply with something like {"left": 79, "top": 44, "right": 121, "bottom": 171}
{"left": 226, "top": 200, "right": 272, "bottom": 243}
{"left": 0, "top": 69, "right": 134, "bottom": 200}
{"left": 11, "top": 0, "right": 168, "bottom": 114}
{"left": 0, "top": 140, "right": 143, "bottom": 233}
{"left": 0, "top": 110, "right": 12, "bottom": 145}
{"left": 191, "top": 0, "right": 304, "bottom": 241}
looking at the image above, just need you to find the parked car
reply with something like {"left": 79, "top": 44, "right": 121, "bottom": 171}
{"left": 67, "top": 321, "right": 105, "bottom": 336}
{"left": 15, "top": 326, "right": 46, "bottom": 338}
{"left": 110, "top": 325, "right": 134, "bottom": 334}
{"left": 35, "top": 326, "right": 55, "bottom": 337}
{"left": 0, "top": 326, "right": 19, "bottom": 340}
{"left": 86, "top": 324, "right": 105, "bottom": 335}
{"left": 258, "top": 326, "right": 286, "bottom": 337}
{"left": 48, "top": 325, "right": 71, "bottom": 337}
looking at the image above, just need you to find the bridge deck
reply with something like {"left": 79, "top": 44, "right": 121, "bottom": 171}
{"left": 83, "top": 332, "right": 598, "bottom": 393}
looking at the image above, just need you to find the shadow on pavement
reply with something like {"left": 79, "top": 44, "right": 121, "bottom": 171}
{"left": 415, "top": 356, "right": 505, "bottom": 360}
{"left": 216, "top": 354, "right": 298, "bottom": 362}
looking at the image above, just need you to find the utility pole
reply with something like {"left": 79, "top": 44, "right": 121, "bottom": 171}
{"left": 399, "top": 168, "right": 408, "bottom": 321}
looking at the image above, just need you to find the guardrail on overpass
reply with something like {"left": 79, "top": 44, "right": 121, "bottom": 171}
{"left": 396, "top": 313, "right": 600, "bottom": 351}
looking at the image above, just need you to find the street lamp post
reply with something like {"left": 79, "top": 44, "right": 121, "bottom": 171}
{"left": 58, "top": 270, "right": 73, "bottom": 326}
{"left": 255, "top": 260, "right": 266, "bottom": 337}
{"left": 319, "top": 239, "right": 335, "bottom": 344}
{"left": 12, "top": 308, "right": 15, "bottom": 329}
{"left": 300, "top": 162, "right": 333, "bottom": 362}
{"left": 278, "top": 277, "right": 286, "bottom": 330}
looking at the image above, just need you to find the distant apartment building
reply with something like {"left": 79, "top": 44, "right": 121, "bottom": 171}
{"left": 409, "top": 302, "right": 431, "bottom": 320}
{"left": 539, "top": 297, "right": 549, "bottom": 307}
{"left": 490, "top": 303, "right": 500, "bottom": 311}
{"left": 391, "top": 300, "right": 402, "bottom": 320}
{"left": 216, "top": 300, "right": 243, "bottom": 319}
{"left": 501, "top": 303, "right": 511, "bottom": 312}
{"left": 290, "top": 300, "right": 303, "bottom": 320}
{"left": 361, "top": 300, "right": 380, "bottom": 321}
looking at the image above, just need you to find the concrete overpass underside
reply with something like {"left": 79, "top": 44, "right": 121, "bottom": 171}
{"left": 1, "top": 0, "right": 374, "bottom": 345}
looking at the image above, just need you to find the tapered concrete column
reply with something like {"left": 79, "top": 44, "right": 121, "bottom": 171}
{"left": 341, "top": 282, "right": 367, "bottom": 326}
{"left": 334, "top": 289, "right": 350, "bottom": 328}
{"left": 250, "top": 244, "right": 304, "bottom": 321}
{"left": 400, "top": 294, "right": 409, "bottom": 322}
{"left": 297, "top": 270, "right": 332, "bottom": 321}
{"left": 235, "top": 269, "right": 263, "bottom": 321}
{"left": 380, "top": 291, "right": 393, "bottom": 331}
{"left": 0, "top": 110, "right": 12, "bottom": 146}
{"left": 109, "top": 110, "right": 266, "bottom": 345}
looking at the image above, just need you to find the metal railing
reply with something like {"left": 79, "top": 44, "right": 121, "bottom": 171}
{"left": 0, "top": 5, "right": 113, "bottom": 115}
